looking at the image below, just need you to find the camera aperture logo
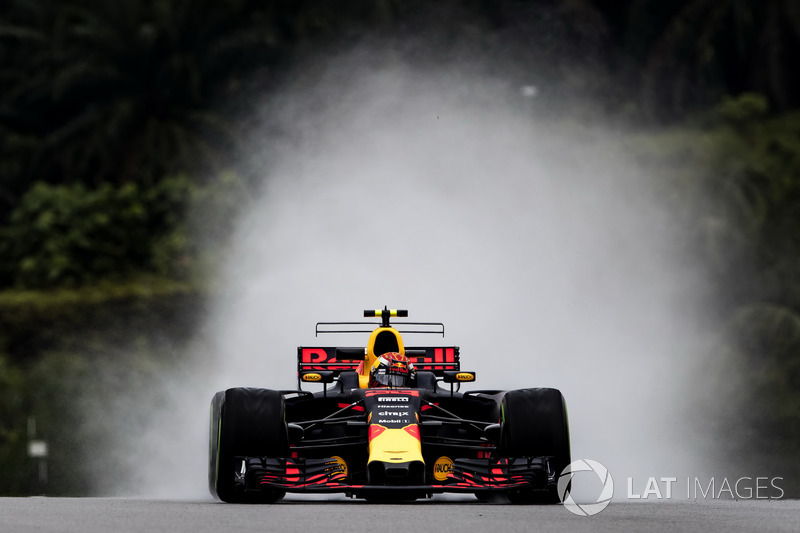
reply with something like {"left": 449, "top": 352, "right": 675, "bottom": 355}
{"left": 558, "top": 459, "right": 614, "bottom": 516}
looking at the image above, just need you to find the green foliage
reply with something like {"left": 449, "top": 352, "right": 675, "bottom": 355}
{"left": 628, "top": 109, "right": 800, "bottom": 494}
{"left": 0, "top": 172, "right": 248, "bottom": 289}
{"left": 633, "top": 0, "right": 800, "bottom": 116}
{"left": 22, "top": 339, "right": 184, "bottom": 495}
{"left": 2, "top": 0, "right": 800, "bottom": 222}
{"left": 0, "top": 182, "right": 150, "bottom": 287}
{"left": 0, "top": 0, "right": 278, "bottom": 196}
{"left": 716, "top": 93, "right": 769, "bottom": 123}
{"left": 0, "top": 353, "right": 26, "bottom": 495}
{"left": 0, "top": 281, "right": 202, "bottom": 364}
{"left": 630, "top": 106, "right": 800, "bottom": 302}
{"left": 0, "top": 280, "right": 203, "bottom": 495}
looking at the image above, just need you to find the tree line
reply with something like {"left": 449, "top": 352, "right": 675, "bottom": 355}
{"left": 2, "top": 1, "right": 799, "bottom": 224}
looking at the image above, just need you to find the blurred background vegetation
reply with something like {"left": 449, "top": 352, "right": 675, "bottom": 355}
{"left": 1, "top": 0, "right": 799, "bottom": 495}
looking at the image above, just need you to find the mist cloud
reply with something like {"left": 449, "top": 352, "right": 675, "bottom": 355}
{"left": 122, "top": 50, "right": 715, "bottom": 500}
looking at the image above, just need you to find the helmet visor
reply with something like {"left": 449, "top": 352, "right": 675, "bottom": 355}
{"left": 372, "top": 371, "right": 409, "bottom": 388}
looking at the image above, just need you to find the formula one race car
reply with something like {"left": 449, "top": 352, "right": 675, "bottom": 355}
{"left": 208, "top": 308, "right": 570, "bottom": 503}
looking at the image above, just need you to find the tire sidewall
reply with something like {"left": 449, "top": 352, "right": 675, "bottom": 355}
{"left": 499, "top": 387, "right": 571, "bottom": 503}
{"left": 210, "top": 388, "right": 288, "bottom": 503}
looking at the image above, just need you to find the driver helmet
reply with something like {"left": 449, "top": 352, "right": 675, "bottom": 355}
{"left": 369, "top": 352, "right": 416, "bottom": 388}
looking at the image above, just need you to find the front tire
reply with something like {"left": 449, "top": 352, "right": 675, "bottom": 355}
{"left": 209, "top": 388, "right": 288, "bottom": 503}
{"left": 499, "top": 388, "right": 570, "bottom": 504}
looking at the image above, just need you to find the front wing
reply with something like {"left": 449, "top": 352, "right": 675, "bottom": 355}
{"left": 238, "top": 456, "right": 552, "bottom": 495}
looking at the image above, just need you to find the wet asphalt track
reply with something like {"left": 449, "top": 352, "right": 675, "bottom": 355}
{"left": 1, "top": 496, "right": 798, "bottom": 532}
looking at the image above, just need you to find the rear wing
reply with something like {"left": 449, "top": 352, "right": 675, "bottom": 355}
{"left": 297, "top": 346, "right": 460, "bottom": 383}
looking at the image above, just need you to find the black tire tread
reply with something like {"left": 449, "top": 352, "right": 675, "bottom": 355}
{"left": 210, "top": 387, "right": 288, "bottom": 503}
{"left": 498, "top": 387, "right": 571, "bottom": 505}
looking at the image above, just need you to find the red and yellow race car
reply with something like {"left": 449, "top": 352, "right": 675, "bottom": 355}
{"left": 208, "top": 308, "right": 571, "bottom": 503}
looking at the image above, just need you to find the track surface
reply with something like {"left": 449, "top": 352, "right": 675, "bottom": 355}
{"left": 1, "top": 496, "right": 798, "bottom": 532}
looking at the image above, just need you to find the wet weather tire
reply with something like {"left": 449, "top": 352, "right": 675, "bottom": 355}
{"left": 499, "top": 388, "right": 571, "bottom": 504}
{"left": 209, "top": 388, "right": 288, "bottom": 503}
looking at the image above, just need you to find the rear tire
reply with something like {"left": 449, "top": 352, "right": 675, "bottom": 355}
{"left": 209, "top": 388, "right": 288, "bottom": 503}
{"left": 499, "top": 388, "right": 570, "bottom": 504}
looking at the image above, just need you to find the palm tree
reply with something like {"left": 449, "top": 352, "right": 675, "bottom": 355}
{"left": 0, "top": 0, "right": 287, "bottom": 188}
{"left": 632, "top": 0, "right": 800, "bottom": 116}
